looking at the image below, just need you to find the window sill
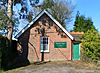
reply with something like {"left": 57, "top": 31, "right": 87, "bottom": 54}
{"left": 41, "top": 50, "right": 49, "bottom": 53}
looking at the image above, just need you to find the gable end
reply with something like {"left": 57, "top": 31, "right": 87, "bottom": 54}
{"left": 15, "top": 10, "right": 74, "bottom": 40}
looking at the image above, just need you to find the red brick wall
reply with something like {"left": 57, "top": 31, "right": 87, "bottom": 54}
{"left": 17, "top": 14, "right": 72, "bottom": 62}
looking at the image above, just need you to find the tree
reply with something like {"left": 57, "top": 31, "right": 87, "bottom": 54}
{"left": 7, "top": 0, "right": 13, "bottom": 42}
{"left": 41, "top": 0, "right": 54, "bottom": 9}
{"left": 0, "top": 10, "right": 7, "bottom": 31}
{"left": 40, "top": 0, "right": 73, "bottom": 28}
{"left": 73, "top": 11, "right": 96, "bottom": 32}
{"left": 82, "top": 29, "right": 100, "bottom": 63}
{"left": 0, "top": 0, "right": 13, "bottom": 42}
{"left": 0, "top": 1, "right": 16, "bottom": 69}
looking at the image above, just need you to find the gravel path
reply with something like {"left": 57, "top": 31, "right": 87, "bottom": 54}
{"left": 5, "top": 62, "right": 100, "bottom": 73}
{"left": 17, "top": 67, "right": 100, "bottom": 73}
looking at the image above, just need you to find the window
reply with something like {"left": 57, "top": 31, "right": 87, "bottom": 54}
{"left": 40, "top": 36, "right": 49, "bottom": 52}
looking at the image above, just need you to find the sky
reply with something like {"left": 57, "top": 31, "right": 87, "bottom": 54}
{"left": 69, "top": 0, "right": 100, "bottom": 31}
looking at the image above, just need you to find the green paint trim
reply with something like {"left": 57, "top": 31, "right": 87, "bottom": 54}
{"left": 73, "top": 43, "right": 80, "bottom": 60}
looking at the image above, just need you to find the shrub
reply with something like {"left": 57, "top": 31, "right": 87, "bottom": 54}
{"left": 82, "top": 29, "right": 100, "bottom": 63}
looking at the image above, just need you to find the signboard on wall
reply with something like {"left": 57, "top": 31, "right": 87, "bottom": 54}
{"left": 54, "top": 42, "right": 67, "bottom": 48}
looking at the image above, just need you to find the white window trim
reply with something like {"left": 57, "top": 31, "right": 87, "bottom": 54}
{"left": 40, "top": 36, "right": 49, "bottom": 52}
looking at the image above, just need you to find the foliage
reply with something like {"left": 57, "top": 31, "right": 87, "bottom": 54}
{"left": 0, "top": 9, "right": 11, "bottom": 34}
{"left": 40, "top": 0, "right": 73, "bottom": 28}
{"left": 97, "top": 61, "right": 100, "bottom": 66}
{"left": 73, "top": 12, "right": 96, "bottom": 32}
{"left": 27, "top": 13, "right": 33, "bottom": 22}
{"left": 0, "top": 10, "right": 8, "bottom": 31}
{"left": 41, "top": 0, "right": 54, "bottom": 9}
{"left": 82, "top": 29, "right": 100, "bottom": 63}
{"left": 0, "top": 8, "right": 17, "bottom": 36}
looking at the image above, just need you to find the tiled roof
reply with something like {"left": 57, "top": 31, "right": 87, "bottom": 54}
{"left": 69, "top": 32, "right": 84, "bottom": 42}
{"left": 69, "top": 32, "right": 84, "bottom": 35}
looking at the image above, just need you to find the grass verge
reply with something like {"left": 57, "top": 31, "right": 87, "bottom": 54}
{"left": 0, "top": 70, "right": 4, "bottom": 73}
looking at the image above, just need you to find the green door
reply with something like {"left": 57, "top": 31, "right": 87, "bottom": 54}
{"left": 73, "top": 43, "right": 80, "bottom": 60}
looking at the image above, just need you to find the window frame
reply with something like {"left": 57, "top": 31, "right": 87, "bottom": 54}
{"left": 40, "top": 36, "right": 49, "bottom": 52}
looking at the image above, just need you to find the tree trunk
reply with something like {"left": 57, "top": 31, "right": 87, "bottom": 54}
{"left": 7, "top": 22, "right": 13, "bottom": 42}
{"left": 7, "top": 0, "right": 13, "bottom": 41}
{"left": 7, "top": 0, "right": 12, "bottom": 17}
